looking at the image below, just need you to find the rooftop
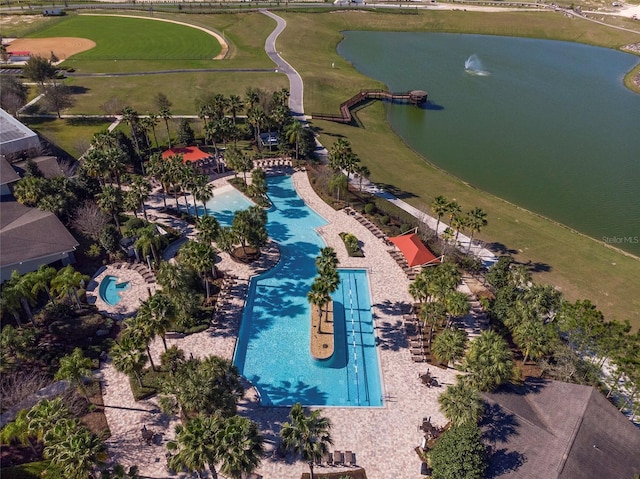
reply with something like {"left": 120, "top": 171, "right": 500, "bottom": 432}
{"left": 0, "top": 109, "right": 40, "bottom": 157}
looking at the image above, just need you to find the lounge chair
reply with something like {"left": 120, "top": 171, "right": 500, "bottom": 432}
{"left": 345, "top": 450, "right": 356, "bottom": 466}
{"left": 327, "top": 452, "right": 334, "bottom": 466}
{"left": 333, "top": 450, "right": 344, "bottom": 466}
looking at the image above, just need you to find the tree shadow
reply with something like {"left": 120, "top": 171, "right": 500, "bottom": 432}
{"left": 485, "top": 242, "right": 518, "bottom": 255}
{"left": 373, "top": 183, "right": 418, "bottom": 201}
{"left": 485, "top": 448, "right": 527, "bottom": 478}
{"left": 481, "top": 403, "right": 519, "bottom": 444}
{"left": 67, "top": 85, "right": 89, "bottom": 95}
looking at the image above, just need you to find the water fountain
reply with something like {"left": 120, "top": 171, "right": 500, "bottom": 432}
{"left": 464, "top": 54, "right": 490, "bottom": 76}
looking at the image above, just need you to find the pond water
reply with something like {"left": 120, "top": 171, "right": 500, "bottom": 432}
{"left": 338, "top": 32, "right": 640, "bottom": 256}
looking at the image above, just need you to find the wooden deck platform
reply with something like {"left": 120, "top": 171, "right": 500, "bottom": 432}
{"left": 311, "top": 89, "right": 427, "bottom": 124}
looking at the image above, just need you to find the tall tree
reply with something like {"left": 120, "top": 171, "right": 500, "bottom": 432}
{"left": 433, "top": 326, "right": 468, "bottom": 368}
{"left": 465, "top": 207, "right": 488, "bottom": 253}
{"left": 280, "top": 403, "right": 333, "bottom": 479}
{"left": 55, "top": 347, "right": 93, "bottom": 401}
{"left": 217, "top": 415, "right": 264, "bottom": 479}
{"left": 438, "top": 381, "right": 484, "bottom": 427}
{"left": 111, "top": 335, "right": 147, "bottom": 388}
{"left": 463, "top": 330, "right": 514, "bottom": 392}
{"left": 167, "top": 415, "right": 220, "bottom": 478}
{"left": 135, "top": 225, "right": 168, "bottom": 265}
{"left": 22, "top": 55, "right": 57, "bottom": 88}
{"left": 44, "top": 425, "right": 106, "bottom": 479}
{"left": 42, "top": 82, "right": 75, "bottom": 119}
{"left": 137, "top": 293, "right": 174, "bottom": 351}
{"left": 50, "top": 266, "right": 89, "bottom": 310}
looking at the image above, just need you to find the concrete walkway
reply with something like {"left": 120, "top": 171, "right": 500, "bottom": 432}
{"left": 101, "top": 170, "right": 466, "bottom": 478}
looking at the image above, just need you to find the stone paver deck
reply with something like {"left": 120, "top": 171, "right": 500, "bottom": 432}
{"left": 101, "top": 170, "right": 468, "bottom": 478}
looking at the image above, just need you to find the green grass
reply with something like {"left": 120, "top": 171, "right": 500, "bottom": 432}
{"left": 274, "top": 11, "right": 640, "bottom": 327}
{"left": 64, "top": 72, "right": 289, "bottom": 115}
{"left": 2, "top": 461, "right": 59, "bottom": 479}
{"left": 13, "top": 9, "right": 640, "bottom": 327}
{"left": 29, "top": 14, "right": 221, "bottom": 62}
{"left": 22, "top": 117, "right": 113, "bottom": 158}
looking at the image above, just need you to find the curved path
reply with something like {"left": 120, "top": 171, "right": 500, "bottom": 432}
{"left": 261, "top": 10, "right": 305, "bottom": 118}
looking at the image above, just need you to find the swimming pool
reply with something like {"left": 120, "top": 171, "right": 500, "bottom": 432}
{"left": 99, "top": 275, "right": 130, "bottom": 306}
{"left": 204, "top": 185, "right": 255, "bottom": 226}
{"left": 233, "top": 176, "right": 383, "bottom": 407}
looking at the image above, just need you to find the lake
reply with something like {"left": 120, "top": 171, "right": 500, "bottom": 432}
{"left": 337, "top": 32, "right": 640, "bottom": 256}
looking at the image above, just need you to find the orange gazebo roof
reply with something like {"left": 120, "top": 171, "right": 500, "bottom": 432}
{"left": 162, "top": 146, "right": 211, "bottom": 164}
{"left": 388, "top": 233, "right": 440, "bottom": 267}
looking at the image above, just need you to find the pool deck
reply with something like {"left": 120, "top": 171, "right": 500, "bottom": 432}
{"left": 87, "top": 264, "right": 157, "bottom": 320}
{"left": 100, "top": 170, "right": 464, "bottom": 478}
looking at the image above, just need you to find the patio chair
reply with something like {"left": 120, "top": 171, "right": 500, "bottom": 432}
{"left": 345, "top": 450, "right": 356, "bottom": 466}
{"left": 327, "top": 452, "right": 334, "bottom": 466}
{"left": 333, "top": 450, "right": 344, "bottom": 466}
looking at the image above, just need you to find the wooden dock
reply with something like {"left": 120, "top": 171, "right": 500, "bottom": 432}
{"left": 311, "top": 89, "right": 427, "bottom": 124}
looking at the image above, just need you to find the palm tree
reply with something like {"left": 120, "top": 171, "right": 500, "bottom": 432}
{"left": 179, "top": 240, "right": 217, "bottom": 299}
{"left": 30, "top": 265, "right": 57, "bottom": 305}
{"left": 191, "top": 175, "right": 213, "bottom": 219}
{"left": 156, "top": 261, "right": 191, "bottom": 293}
{"left": 159, "top": 105, "right": 173, "bottom": 148}
{"left": 167, "top": 415, "right": 220, "bottom": 478}
{"left": 97, "top": 185, "right": 124, "bottom": 232}
{"left": 307, "top": 279, "right": 331, "bottom": 331}
{"left": 463, "top": 330, "right": 514, "bottom": 392}
{"left": 4, "top": 271, "right": 37, "bottom": 326}
{"left": 329, "top": 173, "right": 348, "bottom": 201}
{"left": 197, "top": 215, "right": 221, "bottom": 248}
{"left": 430, "top": 195, "right": 449, "bottom": 235}
{"left": 227, "top": 94, "right": 243, "bottom": 125}
{"left": 135, "top": 225, "right": 168, "bottom": 265}
{"left": 122, "top": 315, "right": 158, "bottom": 372}
{"left": 121, "top": 106, "right": 143, "bottom": 168}
{"left": 147, "top": 152, "right": 170, "bottom": 209}
{"left": 512, "top": 319, "right": 557, "bottom": 364}
{"left": 285, "top": 119, "right": 304, "bottom": 162}
{"left": 217, "top": 415, "right": 264, "bottom": 479}
{"left": 280, "top": 402, "right": 333, "bottom": 479}
{"left": 44, "top": 426, "right": 106, "bottom": 479}
{"left": 443, "top": 290, "right": 470, "bottom": 327}
{"left": 138, "top": 292, "right": 174, "bottom": 351}
{"left": 440, "top": 227, "right": 455, "bottom": 257}
{"left": 111, "top": 335, "right": 147, "bottom": 387}
{"left": 144, "top": 113, "right": 160, "bottom": 148}
{"left": 55, "top": 347, "right": 93, "bottom": 401}
{"left": 438, "top": 381, "right": 484, "bottom": 427}
{"left": 128, "top": 175, "right": 151, "bottom": 221}
{"left": 354, "top": 164, "right": 370, "bottom": 192}
{"left": 466, "top": 207, "right": 488, "bottom": 253}
{"left": 50, "top": 266, "right": 89, "bottom": 310}
{"left": 432, "top": 326, "right": 468, "bottom": 368}
{"left": 0, "top": 324, "right": 36, "bottom": 367}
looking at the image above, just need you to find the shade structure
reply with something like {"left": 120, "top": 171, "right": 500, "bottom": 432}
{"left": 162, "top": 146, "right": 211, "bottom": 164}
{"left": 388, "top": 233, "right": 439, "bottom": 267}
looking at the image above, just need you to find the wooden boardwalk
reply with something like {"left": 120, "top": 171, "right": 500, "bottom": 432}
{"left": 311, "top": 89, "right": 427, "bottom": 124}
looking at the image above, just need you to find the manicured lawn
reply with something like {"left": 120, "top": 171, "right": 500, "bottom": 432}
{"left": 22, "top": 117, "right": 113, "bottom": 159}
{"left": 64, "top": 72, "right": 289, "bottom": 115}
{"left": 275, "top": 11, "right": 640, "bottom": 327}
{"left": 29, "top": 14, "right": 221, "bottom": 61}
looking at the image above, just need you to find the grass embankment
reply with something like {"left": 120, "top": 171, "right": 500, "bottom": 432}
{"left": 275, "top": 10, "right": 640, "bottom": 327}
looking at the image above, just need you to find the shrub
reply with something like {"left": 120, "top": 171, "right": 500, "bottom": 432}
{"left": 380, "top": 215, "right": 390, "bottom": 225}
{"left": 400, "top": 223, "right": 413, "bottom": 233}
{"left": 364, "top": 203, "right": 376, "bottom": 215}
{"left": 87, "top": 243, "right": 102, "bottom": 258}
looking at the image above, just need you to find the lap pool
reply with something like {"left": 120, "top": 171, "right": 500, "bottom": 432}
{"left": 233, "top": 176, "right": 383, "bottom": 407}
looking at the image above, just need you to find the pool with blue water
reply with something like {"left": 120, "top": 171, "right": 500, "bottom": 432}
{"left": 233, "top": 176, "right": 383, "bottom": 407}
{"left": 99, "top": 275, "right": 130, "bottom": 306}
{"left": 202, "top": 185, "right": 255, "bottom": 226}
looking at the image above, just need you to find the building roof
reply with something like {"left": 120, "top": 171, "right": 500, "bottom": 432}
{"left": 0, "top": 198, "right": 78, "bottom": 268}
{"left": 162, "top": 146, "right": 211, "bottom": 164}
{"left": 13, "top": 156, "right": 65, "bottom": 179}
{"left": 388, "top": 233, "right": 439, "bottom": 267}
{"left": 0, "top": 109, "right": 40, "bottom": 157}
{"left": 0, "top": 156, "right": 21, "bottom": 186}
{"left": 482, "top": 378, "right": 640, "bottom": 479}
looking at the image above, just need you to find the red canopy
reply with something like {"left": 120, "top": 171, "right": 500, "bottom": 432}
{"left": 389, "top": 233, "right": 439, "bottom": 267}
{"left": 162, "top": 146, "right": 211, "bottom": 164}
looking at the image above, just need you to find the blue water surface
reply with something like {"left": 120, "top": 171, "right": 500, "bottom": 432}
{"left": 99, "top": 275, "right": 130, "bottom": 306}
{"left": 203, "top": 186, "right": 255, "bottom": 226}
{"left": 233, "top": 176, "right": 383, "bottom": 407}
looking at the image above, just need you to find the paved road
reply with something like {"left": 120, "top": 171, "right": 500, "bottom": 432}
{"left": 261, "top": 9, "right": 306, "bottom": 118}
